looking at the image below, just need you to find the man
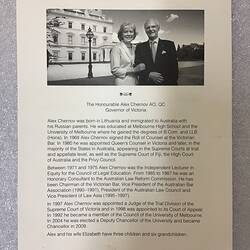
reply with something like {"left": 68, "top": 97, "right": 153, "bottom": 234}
{"left": 135, "top": 18, "right": 178, "bottom": 85}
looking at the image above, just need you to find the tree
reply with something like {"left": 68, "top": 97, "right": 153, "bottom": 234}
{"left": 46, "top": 10, "right": 65, "bottom": 67}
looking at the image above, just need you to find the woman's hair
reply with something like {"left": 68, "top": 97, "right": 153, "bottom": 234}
{"left": 117, "top": 22, "right": 137, "bottom": 41}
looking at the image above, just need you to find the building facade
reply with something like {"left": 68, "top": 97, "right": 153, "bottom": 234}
{"left": 47, "top": 9, "right": 114, "bottom": 63}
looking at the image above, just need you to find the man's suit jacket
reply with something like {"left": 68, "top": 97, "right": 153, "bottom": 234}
{"left": 135, "top": 39, "right": 178, "bottom": 85}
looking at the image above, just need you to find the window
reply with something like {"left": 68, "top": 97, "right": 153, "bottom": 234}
{"left": 93, "top": 52, "right": 97, "bottom": 61}
{"left": 68, "top": 22, "right": 73, "bottom": 28}
{"left": 52, "top": 34, "right": 58, "bottom": 44}
{"left": 68, "top": 52, "right": 73, "bottom": 61}
{"left": 81, "top": 52, "right": 86, "bottom": 61}
{"left": 93, "top": 25, "right": 97, "bottom": 32}
{"left": 81, "top": 24, "right": 85, "bottom": 30}
{"left": 68, "top": 34, "right": 73, "bottom": 44}
{"left": 81, "top": 36, "right": 86, "bottom": 45}
{"left": 103, "top": 49, "right": 105, "bottom": 60}
{"left": 103, "top": 27, "right": 107, "bottom": 33}
{"left": 92, "top": 38, "right": 96, "bottom": 46}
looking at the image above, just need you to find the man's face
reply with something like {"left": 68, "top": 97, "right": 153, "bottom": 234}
{"left": 145, "top": 20, "right": 160, "bottom": 41}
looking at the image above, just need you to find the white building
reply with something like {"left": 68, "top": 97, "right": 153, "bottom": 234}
{"left": 47, "top": 9, "right": 114, "bottom": 63}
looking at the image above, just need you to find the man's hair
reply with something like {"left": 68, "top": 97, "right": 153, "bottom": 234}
{"left": 117, "top": 22, "right": 137, "bottom": 41}
{"left": 144, "top": 18, "right": 160, "bottom": 29}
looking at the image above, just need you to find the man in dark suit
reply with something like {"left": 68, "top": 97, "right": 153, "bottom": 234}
{"left": 135, "top": 18, "right": 178, "bottom": 85}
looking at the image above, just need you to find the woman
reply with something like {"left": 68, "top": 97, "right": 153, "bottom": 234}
{"left": 110, "top": 22, "right": 145, "bottom": 85}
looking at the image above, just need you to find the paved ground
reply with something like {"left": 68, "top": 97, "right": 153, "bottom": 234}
{"left": 48, "top": 65, "right": 204, "bottom": 86}
{"left": 48, "top": 75, "right": 115, "bottom": 86}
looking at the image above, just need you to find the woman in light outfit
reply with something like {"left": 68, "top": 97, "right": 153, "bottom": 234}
{"left": 110, "top": 22, "right": 145, "bottom": 85}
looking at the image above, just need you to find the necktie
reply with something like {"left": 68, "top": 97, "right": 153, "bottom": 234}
{"left": 151, "top": 41, "right": 157, "bottom": 63}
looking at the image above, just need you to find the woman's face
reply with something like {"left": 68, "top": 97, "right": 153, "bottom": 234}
{"left": 122, "top": 26, "right": 135, "bottom": 43}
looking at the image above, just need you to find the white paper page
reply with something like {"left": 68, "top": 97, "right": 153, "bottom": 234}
{"left": 17, "top": 1, "right": 232, "bottom": 250}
